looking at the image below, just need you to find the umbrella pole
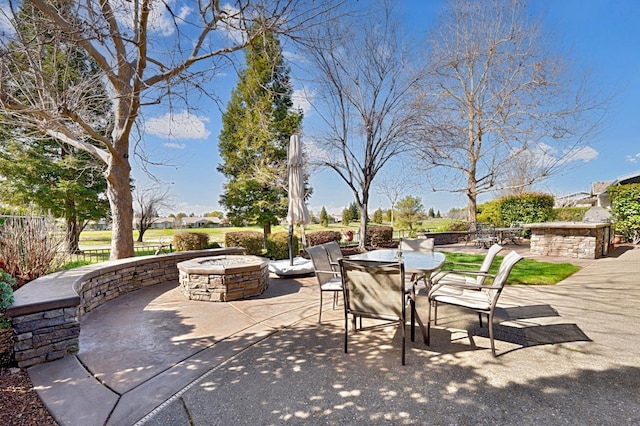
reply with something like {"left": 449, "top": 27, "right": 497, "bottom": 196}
{"left": 289, "top": 224, "right": 294, "bottom": 266}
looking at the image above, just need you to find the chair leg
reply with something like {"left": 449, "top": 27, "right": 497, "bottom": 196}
{"left": 401, "top": 314, "right": 406, "bottom": 365}
{"left": 489, "top": 310, "right": 497, "bottom": 357}
{"left": 426, "top": 299, "right": 432, "bottom": 346}
{"left": 478, "top": 312, "right": 483, "bottom": 327}
{"left": 344, "top": 315, "right": 349, "bottom": 353}
{"left": 318, "top": 292, "right": 323, "bottom": 323}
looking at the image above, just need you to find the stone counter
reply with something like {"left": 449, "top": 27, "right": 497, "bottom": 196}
{"left": 524, "top": 222, "right": 613, "bottom": 259}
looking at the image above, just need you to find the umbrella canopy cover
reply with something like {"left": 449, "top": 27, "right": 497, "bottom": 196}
{"left": 286, "top": 134, "right": 310, "bottom": 226}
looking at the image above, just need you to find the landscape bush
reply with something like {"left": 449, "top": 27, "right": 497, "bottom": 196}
{"left": 224, "top": 231, "right": 264, "bottom": 255}
{"left": 500, "top": 193, "right": 555, "bottom": 225}
{"left": 173, "top": 232, "right": 209, "bottom": 251}
{"left": 553, "top": 207, "right": 589, "bottom": 222}
{"left": 443, "top": 220, "right": 469, "bottom": 232}
{"left": 477, "top": 199, "right": 504, "bottom": 226}
{"left": 0, "top": 214, "right": 66, "bottom": 284}
{"left": 306, "top": 230, "right": 341, "bottom": 246}
{"left": 266, "top": 232, "right": 298, "bottom": 260}
{"left": 609, "top": 183, "right": 640, "bottom": 244}
{"left": 367, "top": 225, "right": 393, "bottom": 247}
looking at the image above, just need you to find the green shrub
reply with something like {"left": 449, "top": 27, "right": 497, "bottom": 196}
{"left": 0, "top": 272, "right": 15, "bottom": 309}
{"left": 553, "top": 207, "right": 589, "bottom": 222}
{"left": 224, "top": 231, "right": 264, "bottom": 255}
{"left": 307, "top": 230, "right": 341, "bottom": 246}
{"left": 207, "top": 241, "right": 222, "bottom": 249}
{"left": 266, "top": 232, "right": 298, "bottom": 260}
{"left": 367, "top": 225, "right": 393, "bottom": 247}
{"left": 500, "top": 192, "right": 555, "bottom": 225}
{"left": 609, "top": 183, "right": 640, "bottom": 244}
{"left": 443, "top": 220, "right": 469, "bottom": 232}
{"left": 477, "top": 199, "right": 504, "bottom": 226}
{"left": 173, "top": 232, "right": 210, "bottom": 251}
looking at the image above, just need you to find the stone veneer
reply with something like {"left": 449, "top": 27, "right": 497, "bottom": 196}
{"left": 178, "top": 255, "right": 269, "bottom": 302}
{"left": 5, "top": 247, "right": 244, "bottom": 368}
{"left": 526, "top": 222, "right": 613, "bottom": 259}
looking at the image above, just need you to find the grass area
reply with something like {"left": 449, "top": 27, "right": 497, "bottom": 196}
{"left": 79, "top": 219, "right": 456, "bottom": 248}
{"left": 441, "top": 252, "right": 580, "bottom": 285}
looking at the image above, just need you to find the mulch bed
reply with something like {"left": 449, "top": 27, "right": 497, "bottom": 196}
{"left": 0, "top": 367, "right": 57, "bottom": 425}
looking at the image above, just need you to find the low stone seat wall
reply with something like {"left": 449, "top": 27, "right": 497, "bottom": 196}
{"left": 421, "top": 231, "right": 469, "bottom": 245}
{"left": 5, "top": 247, "right": 244, "bottom": 368}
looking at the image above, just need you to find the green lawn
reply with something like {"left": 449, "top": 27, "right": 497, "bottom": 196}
{"left": 79, "top": 219, "right": 457, "bottom": 248}
{"left": 441, "top": 252, "right": 580, "bottom": 286}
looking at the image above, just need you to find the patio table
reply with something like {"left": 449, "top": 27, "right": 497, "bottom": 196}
{"left": 346, "top": 249, "right": 446, "bottom": 343}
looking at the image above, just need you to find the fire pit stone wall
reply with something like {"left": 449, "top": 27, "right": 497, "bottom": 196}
{"left": 178, "top": 255, "right": 269, "bottom": 302}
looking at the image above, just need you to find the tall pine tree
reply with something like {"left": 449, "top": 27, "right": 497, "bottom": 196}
{"left": 218, "top": 30, "right": 302, "bottom": 241}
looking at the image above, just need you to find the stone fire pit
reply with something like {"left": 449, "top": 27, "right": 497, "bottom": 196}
{"left": 177, "top": 255, "right": 269, "bottom": 302}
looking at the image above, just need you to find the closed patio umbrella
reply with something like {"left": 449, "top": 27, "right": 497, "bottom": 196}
{"left": 286, "top": 134, "right": 310, "bottom": 265}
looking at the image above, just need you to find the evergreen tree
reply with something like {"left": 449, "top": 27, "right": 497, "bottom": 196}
{"left": 319, "top": 206, "right": 329, "bottom": 227}
{"left": 372, "top": 208, "right": 384, "bottom": 224}
{"left": 342, "top": 208, "right": 353, "bottom": 226}
{"left": 348, "top": 202, "right": 360, "bottom": 221}
{"left": 396, "top": 196, "right": 425, "bottom": 231}
{"left": 428, "top": 207, "right": 435, "bottom": 218}
{"left": 218, "top": 30, "right": 302, "bottom": 241}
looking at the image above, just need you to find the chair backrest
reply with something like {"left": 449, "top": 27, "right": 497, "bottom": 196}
{"left": 475, "top": 243, "right": 503, "bottom": 285}
{"left": 323, "top": 241, "right": 343, "bottom": 270}
{"left": 400, "top": 238, "right": 435, "bottom": 252}
{"left": 340, "top": 259, "right": 405, "bottom": 320}
{"left": 306, "top": 245, "right": 335, "bottom": 285}
{"left": 486, "top": 251, "right": 523, "bottom": 306}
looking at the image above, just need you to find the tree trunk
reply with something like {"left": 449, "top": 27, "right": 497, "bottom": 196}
{"left": 263, "top": 222, "right": 272, "bottom": 249}
{"left": 358, "top": 202, "right": 368, "bottom": 251}
{"left": 467, "top": 193, "right": 477, "bottom": 231}
{"left": 65, "top": 215, "right": 81, "bottom": 254}
{"left": 106, "top": 153, "right": 134, "bottom": 260}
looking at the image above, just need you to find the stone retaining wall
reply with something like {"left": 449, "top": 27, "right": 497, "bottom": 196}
{"left": 5, "top": 247, "right": 244, "bottom": 368}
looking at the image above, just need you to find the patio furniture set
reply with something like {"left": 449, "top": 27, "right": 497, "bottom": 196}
{"left": 307, "top": 239, "right": 523, "bottom": 364}
{"left": 468, "top": 223, "right": 525, "bottom": 248}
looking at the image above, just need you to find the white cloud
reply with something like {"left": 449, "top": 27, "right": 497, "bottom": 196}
{"left": 145, "top": 110, "right": 211, "bottom": 140}
{"left": 625, "top": 153, "right": 640, "bottom": 163}
{"left": 149, "top": 4, "right": 192, "bottom": 36}
{"left": 563, "top": 146, "right": 599, "bottom": 163}
{"left": 164, "top": 142, "right": 186, "bottom": 149}
{"left": 292, "top": 88, "right": 314, "bottom": 115}
{"left": 113, "top": 1, "right": 191, "bottom": 37}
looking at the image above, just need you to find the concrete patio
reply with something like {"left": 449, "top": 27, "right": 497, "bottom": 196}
{"left": 28, "top": 244, "right": 640, "bottom": 425}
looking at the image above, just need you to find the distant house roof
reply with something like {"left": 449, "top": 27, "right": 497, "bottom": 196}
{"left": 591, "top": 181, "right": 613, "bottom": 195}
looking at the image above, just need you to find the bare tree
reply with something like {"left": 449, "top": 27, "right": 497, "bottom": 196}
{"left": 376, "top": 171, "right": 418, "bottom": 229}
{"left": 416, "top": 0, "right": 609, "bottom": 229}
{"left": 0, "top": 0, "right": 341, "bottom": 259}
{"left": 304, "top": 3, "right": 424, "bottom": 250}
{"left": 133, "top": 186, "right": 172, "bottom": 243}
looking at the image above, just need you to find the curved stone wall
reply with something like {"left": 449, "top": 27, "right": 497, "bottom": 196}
{"left": 5, "top": 247, "right": 244, "bottom": 368}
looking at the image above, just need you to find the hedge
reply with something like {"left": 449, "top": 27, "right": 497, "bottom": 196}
{"left": 306, "top": 230, "right": 341, "bottom": 246}
{"left": 224, "top": 231, "right": 264, "bottom": 255}
{"left": 266, "top": 232, "right": 299, "bottom": 260}
{"left": 367, "top": 225, "right": 393, "bottom": 247}
{"left": 173, "top": 232, "right": 209, "bottom": 251}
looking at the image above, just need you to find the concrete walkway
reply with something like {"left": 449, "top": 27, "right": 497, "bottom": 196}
{"left": 28, "top": 245, "right": 640, "bottom": 425}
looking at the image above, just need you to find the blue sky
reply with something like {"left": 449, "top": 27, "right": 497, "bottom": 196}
{"left": 135, "top": 0, "right": 640, "bottom": 218}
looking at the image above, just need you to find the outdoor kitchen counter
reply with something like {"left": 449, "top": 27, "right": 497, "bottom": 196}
{"left": 523, "top": 221, "right": 613, "bottom": 259}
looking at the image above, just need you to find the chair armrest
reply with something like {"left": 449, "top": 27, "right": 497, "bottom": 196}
{"left": 429, "top": 281, "right": 484, "bottom": 296}
{"left": 314, "top": 269, "right": 340, "bottom": 277}
{"left": 431, "top": 269, "right": 488, "bottom": 283}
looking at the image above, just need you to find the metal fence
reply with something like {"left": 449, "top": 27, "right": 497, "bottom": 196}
{"left": 69, "top": 244, "right": 174, "bottom": 263}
